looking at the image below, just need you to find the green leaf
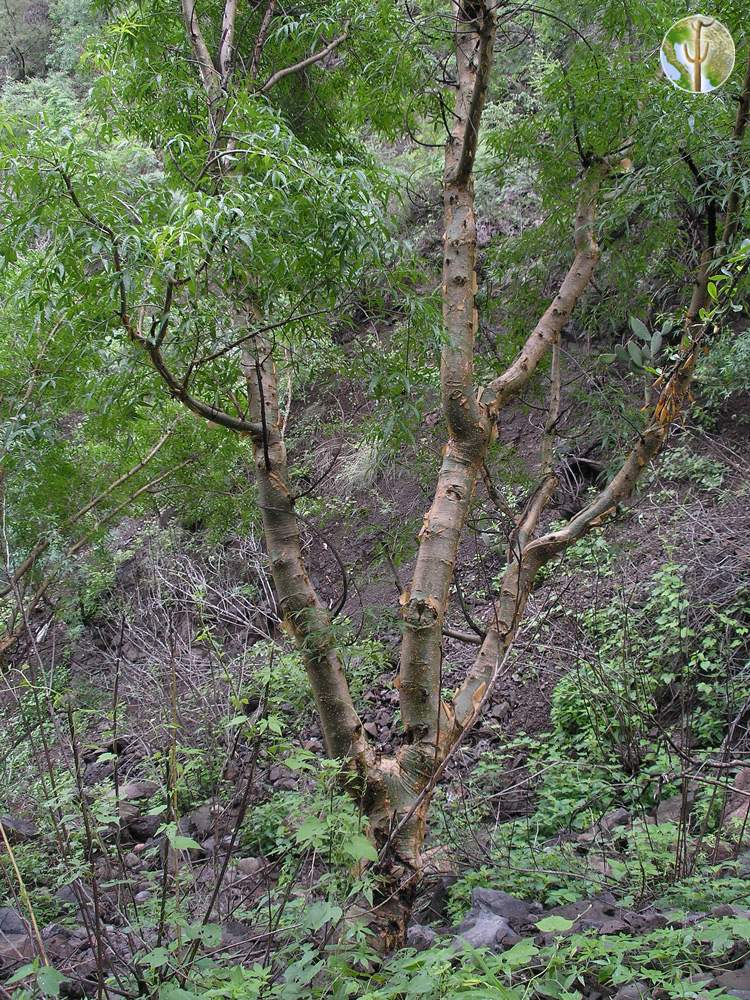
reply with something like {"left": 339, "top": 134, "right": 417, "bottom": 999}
{"left": 629, "top": 316, "right": 649, "bottom": 342}
{"left": 167, "top": 833, "right": 201, "bottom": 850}
{"left": 302, "top": 901, "right": 343, "bottom": 931}
{"left": 536, "top": 915, "right": 575, "bottom": 933}
{"left": 626, "top": 341, "right": 643, "bottom": 367}
{"left": 296, "top": 817, "right": 325, "bottom": 844}
{"left": 345, "top": 834, "right": 378, "bottom": 863}
{"left": 200, "top": 923, "right": 222, "bottom": 947}
{"left": 36, "top": 967, "right": 69, "bottom": 997}
{"left": 501, "top": 937, "right": 540, "bottom": 967}
{"left": 159, "top": 988, "right": 201, "bottom": 1000}
{"left": 141, "top": 946, "right": 170, "bottom": 968}
{"left": 6, "top": 963, "right": 37, "bottom": 986}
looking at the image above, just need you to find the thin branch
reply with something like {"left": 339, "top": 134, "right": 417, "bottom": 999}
{"left": 218, "top": 0, "right": 238, "bottom": 88}
{"left": 259, "top": 26, "right": 349, "bottom": 94}
{"left": 481, "top": 159, "right": 610, "bottom": 414}
{"left": 250, "top": 0, "right": 276, "bottom": 81}
{"left": 452, "top": 2, "right": 496, "bottom": 186}
{"left": 180, "top": 0, "right": 221, "bottom": 104}
{"left": 0, "top": 423, "right": 178, "bottom": 597}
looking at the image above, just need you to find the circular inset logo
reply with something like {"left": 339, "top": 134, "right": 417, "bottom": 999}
{"left": 660, "top": 15, "right": 735, "bottom": 93}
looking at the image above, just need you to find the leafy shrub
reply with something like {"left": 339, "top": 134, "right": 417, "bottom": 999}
{"left": 657, "top": 443, "right": 726, "bottom": 491}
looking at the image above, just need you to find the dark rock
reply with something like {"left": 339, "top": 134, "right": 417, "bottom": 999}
{"left": 84, "top": 759, "right": 115, "bottom": 785}
{"left": 613, "top": 985, "right": 649, "bottom": 999}
{"left": 716, "top": 961, "right": 750, "bottom": 993}
{"left": 625, "top": 908, "right": 667, "bottom": 933}
{"left": 118, "top": 801, "right": 140, "bottom": 825}
{"left": 180, "top": 804, "right": 218, "bottom": 841}
{"left": 722, "top": 768, "right": 750, "bottom": 831}
{"left": 665, "top": 910, "right": 706, "bottom": 928}
{"left": 55, "top": 885, "right": 80, "bottom": 907}
{"left": 0, "top": 933, "right": 33, "bottom": 969}
{"left": 119, "top": 779, "right": 159, "bottom": 801}
{"left": 418, "top": 874, "right": 458, "bottom": 923}
{"left": 547, "top": 893, "right": 629, "bottom": 936}
{"left": 600, "top": 807, "right": 631, "bottom": 831}
{"left": 453, "top": 913, "right": 520, "bottom": 952}
{"left": 268, "top": 765, "right": 297, "bottom": 792}
{"left": 0, "top": 908, "right": 26, "bottom": 935}
{"left": 407, "top": 923, "right": 437, "bottom": 952}
{"left": 202, "top": 834, "right": 233, "bottom": 854}
{"left": 125, "top": 814, "right": 161, "bottom": 842}
{"left": 220, "top": 920, "right": 251, "bottom": 945}
{"left": 236, "top": 856, "right": 265, "bottom": 879}
{"left": 469, "top": 888, "right": 542, "bottom": 929}
{"left": 651, "top": 789, "right": 695, "bottom": 824}
{"left": 0, "top": 815, "right": 38, "bottom": 843}
{"left": 490, "top": 701, "right": 510, "bottom": 721}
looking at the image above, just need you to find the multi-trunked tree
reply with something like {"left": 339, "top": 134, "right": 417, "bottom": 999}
{"left": 2, "top": 0, "right": 750, "bottom": 947}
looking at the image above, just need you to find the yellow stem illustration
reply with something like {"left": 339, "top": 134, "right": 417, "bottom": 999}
{"left": 685, "top": 17, "right": 713, "bottom": 93}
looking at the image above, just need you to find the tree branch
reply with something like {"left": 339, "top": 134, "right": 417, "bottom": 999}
{"left": 0, "top": 423, "right": 178, "bottom": 597}
{"left": 481, "top": 160, "right": 610, "bottom": 415}
{"left": 218, "top": 0, "right": 238, "bottom": 89}
{"left": 259, "top": 27, "right": 349, "bottom": 94}
{"left": 250, "top": 0, "right": 276, "bottom": 81}
{"left": 180, "top": 0, "right": 221, "bottom": 104}
{"left": 60, "top": 171, "right": 263, "bottom": 437}
{"left": 452, "top": 1, "right": 496, "bottom": 187}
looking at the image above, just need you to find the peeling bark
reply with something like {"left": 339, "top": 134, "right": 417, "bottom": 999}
{"left": 242, "top": 338, "right": 372, "bottom": 770}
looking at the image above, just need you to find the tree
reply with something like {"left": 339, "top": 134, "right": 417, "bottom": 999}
{"left": 2, "top": 0, "right": 750, "bottom": 948}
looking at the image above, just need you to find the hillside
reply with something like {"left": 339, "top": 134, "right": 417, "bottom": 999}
{"left": 1, "top": 2, "right": 750, "bottom": 998}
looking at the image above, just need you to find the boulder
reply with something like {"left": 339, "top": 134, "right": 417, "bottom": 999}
{"left": 179, "top": 804, "right": 217, "bottom": 841}
{"left": 601, "top": 807, "right": 631, "bottom": 832}
{"left": 546, "top": 893, "right": 629, "bottom": 936}
{"left": 469, "top": 888, "right": 542, "bottom": 930}
{"left": 453, "top": 913, "right": 520, "bottom": 952}
{"left": 117, "top": 802, "right": 140, "bottom": 825}
{"left": 406, "top": 923, "right": 437, "bottom": 952}
{"left": 0, "top": 908, "right": 26, "bottom": 935}
{"left": 0, "top": 933, "right": 33, "bottom": 969}
{"left": 723, "top": 770, "right": 750, "bottom": 834}
{"left": 417, "top": 873, "right": 458, "bottom": 923}
{"left": 124, "top": 814, "right": 161, "bottom": 842}
{"left": 716, "top": 960, "right": 750, "bottom": 994}
{"left": 119, "top": 780, "right": 159, "bottom": 802}
{"left": 650, "top": 787, "right": 696, "bottom": 824}
{"left": 0, "top": 815, "right": 38, "bottom": 843}
{"left": 236, "top": 856, "right": 265, "bottom": 879}
{"left": 613, "top": 985, "right": 649, "bottom": 999}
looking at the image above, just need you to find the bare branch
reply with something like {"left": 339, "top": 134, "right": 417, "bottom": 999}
{"left": 452, "top": 1, "right": 496, "bottom": 186}
{"left": 180, "top": 0, "right": 221, "bottom": 104}
{"left": 250, "top": 0, "right": 276, "bottom": 81}
{"left": 0, "top": 423, "right": 178, "bottom": 597}
{"left": 259, "top": 27, "right": 349, "bottom": 94}
{"left": 481, "top": 160, "right": 610, "bottom": 415}
{"left": 218, "top": 0, "right": 238, "bottom": 88}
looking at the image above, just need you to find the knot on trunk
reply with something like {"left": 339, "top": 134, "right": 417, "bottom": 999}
{"left": 400, "top": 596, "right": 441, "bottom": 630}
